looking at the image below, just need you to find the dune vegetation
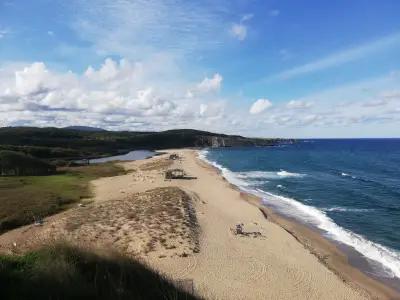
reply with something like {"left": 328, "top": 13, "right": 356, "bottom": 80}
{"left": 0, "top": 243, "right": 198, "bottom": 299}
{"left": 0, "top": 163, "right": 125, "bottom": 233}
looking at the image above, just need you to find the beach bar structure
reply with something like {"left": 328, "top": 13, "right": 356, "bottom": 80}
{"left": 165, "top": 168, "right": 186, "bottom": 179}
{"left": 169, "top": 153, "right": 179, "bottom": 160}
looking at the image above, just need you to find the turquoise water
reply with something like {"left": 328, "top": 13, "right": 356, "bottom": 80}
{"left": 200, "top": 139, "right": 400, "bottom": 281}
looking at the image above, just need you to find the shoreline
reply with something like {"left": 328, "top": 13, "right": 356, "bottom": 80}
{"left": 243, "top": 193, "right": 400, "bottom": 299}
{"left": 1, "top": 148, "right": 399, "bottom": 299}
{"left": 197, "top": 152, "right": 400, "bottom": 299}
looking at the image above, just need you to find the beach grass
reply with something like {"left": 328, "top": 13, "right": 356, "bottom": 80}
{"left": 0, "top": 163, "right": 125, "bottom": 233}
{"left": 0, "top": 243, "right": 198, "bottom": 299}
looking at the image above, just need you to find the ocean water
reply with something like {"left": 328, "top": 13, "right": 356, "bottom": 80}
{"left": 199, "top": 139, "right": 400, "bottom": 281}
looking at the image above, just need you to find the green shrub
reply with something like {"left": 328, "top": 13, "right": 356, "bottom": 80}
{"left": 0, "top": 151, "right": 55, "bottom": 176}
{"left": 0, "top": 163, "right": 125, "bottom": 233}
{"left": 0, "top": 243, "right": 198, "bottom": 299}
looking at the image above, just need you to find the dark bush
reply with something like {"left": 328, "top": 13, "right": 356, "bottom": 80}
{"left": 0, "top": 244, "right": 199, "bottom": 299}
{"left": 0, "top": 151, "right": 55, "bottom": 176}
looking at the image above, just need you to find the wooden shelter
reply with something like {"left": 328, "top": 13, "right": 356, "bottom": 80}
{"left": 169, "top": 153, "right": 179, "bottom": 160}
{"left": 165, "top": 168, "right": 186, "bottom": 179}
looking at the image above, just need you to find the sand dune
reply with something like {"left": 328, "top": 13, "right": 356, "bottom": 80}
{"left": 1, "top": 149, "right": 397, "bottom": 299}
{"left": 92, "top": 150, "right": 372, "bottom": 299}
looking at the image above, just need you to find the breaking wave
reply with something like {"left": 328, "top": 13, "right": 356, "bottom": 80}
{"left": 322, "top": 207, "right": 373, "bottom": 213}
{"left": 198, "top": 149, "right": 400, "bottom": 279}
{"left": 237, "top": 170, "right": 305, "bottom": 180}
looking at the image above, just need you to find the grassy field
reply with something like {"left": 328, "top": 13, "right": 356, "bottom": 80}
{"left": 0, "top": 243, "right": 198, "bottom": 299}
{"left": 0, "top": 163, "right": 125, "bottom": 233}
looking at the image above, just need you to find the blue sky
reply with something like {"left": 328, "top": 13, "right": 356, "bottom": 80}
{"left": 0, "top": 0, "right": 400, "bottom": 137}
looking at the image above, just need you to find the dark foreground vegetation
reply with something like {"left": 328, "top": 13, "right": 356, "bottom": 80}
{"left": 0, "top": 126, "right": 288, "bottom": 161}
{"left": 0, "top": 163, "right": 125, "bottom": 233}
{"left": 0, "top": 244, "right": 198, "bottom": 300}
{"left": 0, "top": 150, "right": 55, "bottom": 176}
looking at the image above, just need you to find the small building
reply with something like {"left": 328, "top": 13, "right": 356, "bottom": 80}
{"left": 165, "top": 169, "right": 186, "bottom": 179}
{"left": 169, "top": 154, "right": 179, "bottom": 160}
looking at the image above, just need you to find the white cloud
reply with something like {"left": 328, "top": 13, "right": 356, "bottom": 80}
{"left": 249, "top": 99, "right": 272, "bottom": 114}
{"left": 362, "top": 99, "right": 388, "bottom": 107}
{"left": 230, "top": 24, "right": 247, "bottom": 41}
{"left": 69, "top": 0, "right": 229, "bottom": 58}
{"left": 185, "top": 73, "right": 223, "bottom": 99}
{"left": 253, "top": 72, "right": 400, "bottom": 135}
{"left": 196, "top": 73, "right": 223, "bottom": 93}
{"left": 199, "top": 104, "right": 208, "bottom": 116}
{"left": 2, "top": 60, "right": 400, "bottom": 137}
{"left": 0, "top": 28, "right": 9, "bottom": 39}
{"left": 85, "top": 58, "right": 120, "bottom": 82}
{"left": 286, "top": 100, "right": 312, "bottom": 109}
{"left": 230, "top": 13, "right": 253, "bottom": 41}
{"left": 0, "top": 58, "right": 229, "bottom": 131}
{"left": 47, "top": 30, "right": 54, "bottom": 36}
{"left": 299, "top": 114, "right": 321, "bottom": 125}
{"left": 267, "top": 32, "right": 400, "bottom": 81}
{"left": 198, "top": 103, "right": 224, "bottom": 119}
{"left": 15, "top": 62, "right": 49, "bottom": 95}
{"left": 381, "top": 90, "right": 400, "bottom": 99}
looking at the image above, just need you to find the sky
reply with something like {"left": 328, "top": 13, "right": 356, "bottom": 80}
{"left": 0, "top": 0, "right": 400, "bottom": 138}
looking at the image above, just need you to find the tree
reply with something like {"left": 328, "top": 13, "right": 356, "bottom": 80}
{"left": 0, "top": 151, "right": 55, "bottom": 176}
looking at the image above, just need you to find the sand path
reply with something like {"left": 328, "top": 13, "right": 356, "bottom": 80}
{"left": 91, "top": 149, "right": 369, "bottom": 300}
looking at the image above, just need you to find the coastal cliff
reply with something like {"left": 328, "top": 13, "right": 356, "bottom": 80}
{"left": 204, "top": 135, "right": 291, "bottom": 148}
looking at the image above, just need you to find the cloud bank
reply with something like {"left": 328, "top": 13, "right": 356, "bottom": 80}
{"left": 0, "top": 58, "right": 228, "bottom": 131}
{"left": 249, "top": 99, "right": 272, "bottom": 114}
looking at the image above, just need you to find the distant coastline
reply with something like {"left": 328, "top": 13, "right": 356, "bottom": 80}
{"left": 0, "top": 126, "right": 290, "bottom": 164}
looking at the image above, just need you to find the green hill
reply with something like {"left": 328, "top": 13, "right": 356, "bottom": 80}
{"left": 0, "top": 127, "right": 289, "bottom": 161}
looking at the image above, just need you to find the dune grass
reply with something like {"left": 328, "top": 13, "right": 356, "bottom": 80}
{"left": 0, "top": 243, "right": 198, "bottom": 300}
{"left": 0, "top": 163, "right": 125, "bottom": 233}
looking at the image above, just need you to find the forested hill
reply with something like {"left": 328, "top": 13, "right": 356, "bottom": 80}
{"left": 0, "top": 127, "right": 292, "bottom": 160}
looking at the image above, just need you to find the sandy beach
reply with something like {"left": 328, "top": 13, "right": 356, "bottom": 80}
{"left": 0, "top": 149, "right": 398, "bottom": 299}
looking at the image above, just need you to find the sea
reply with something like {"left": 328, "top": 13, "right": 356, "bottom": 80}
{"left": 199, "top": 139, "right": 400, "bottom": 285}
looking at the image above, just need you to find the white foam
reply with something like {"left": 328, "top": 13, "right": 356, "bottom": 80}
{"left": 322, "top": 207, "right": 373, "bottom": 213}
{"left": 277, "top": 170, "right": 305, "bottom": 178}
{"left": 237, "top": 171, "right": 276, "bottom": 179}
{"left": 251, "top": 180, "right": 270, "bottom": 186}
{"left": 198, "top": 149, "right": 250, "bottom": 188}
{"left": 197, "top": 150, "right": 400, "bottom": 279}
{"left": 238, "top": 170, "right": 305, "bottom": 180}
{"left": 198, "top": 149, "right": 209, "bottom": 161}
{"left": 258, "top": 191, "right": 400, "bottom": 279}
{"left": 341, "top": 172, "right": 357, "bottom": 179}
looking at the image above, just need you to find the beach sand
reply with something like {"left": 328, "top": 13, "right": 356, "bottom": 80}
{"left": 0, "top": 149, "right": 398, "bottom": 299}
